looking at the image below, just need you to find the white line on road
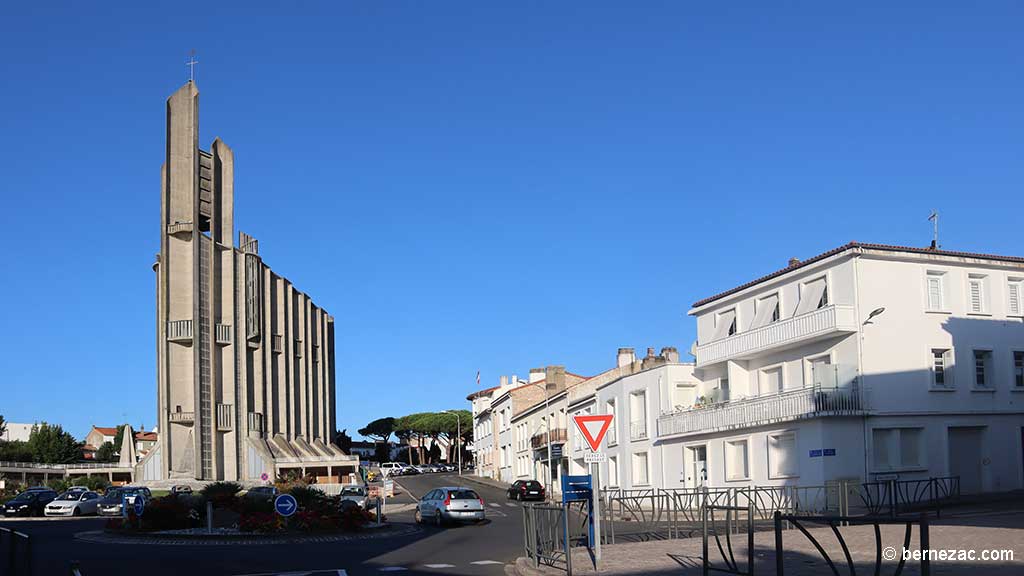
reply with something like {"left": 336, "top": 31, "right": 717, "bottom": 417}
{"left": 470, "top": 561, "right": 503, "bottom": 565}
{"left": 422, "top": 564, "right": 455, "bottom": 569}
{"left": 505, "top": 503, "right": 518, "bottom": 507}
{"left": 489, "top": 503, "right": 502, "bottom": 508}
{"left": 338, "top": 571, "right": 348, "bottom": 576}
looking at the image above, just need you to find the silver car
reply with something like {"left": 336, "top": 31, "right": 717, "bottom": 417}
{"left": 339, "top": 485, "right": 374, "bottom": 510}
{"left": 415, "top": 487, "right": 485, "bottom": 525}
{"left": 45, "top": 490, "right": 101, "bottom": 517}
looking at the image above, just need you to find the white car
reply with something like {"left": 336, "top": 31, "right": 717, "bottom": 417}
{"left": 45, "top": 490, "right": 101, "bottom": 517}
{"left": 379, "top": 462, "right": 404, "bottom": 476}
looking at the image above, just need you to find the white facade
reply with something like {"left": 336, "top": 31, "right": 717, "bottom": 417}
{"left": 657, "top": 243, "right": 1024, "bottom": 494}
{"left": 1, "top": 423, "right": 33, "bottom": 443}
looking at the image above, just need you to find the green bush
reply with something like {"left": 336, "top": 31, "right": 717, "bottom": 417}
{"left": 140, "top": 496, "right": 193, "bottom": 530}
{"left": 287, "top": 485, "right": 328, "bottom": 510}
{"left": 200, "top": 481, "right": 242, "bottom": 506}
{"left": 70, "top": 476, "right": 110, "bottom": 492}
{"left": 47, "top": 478, "right": 70, "bottom": 493}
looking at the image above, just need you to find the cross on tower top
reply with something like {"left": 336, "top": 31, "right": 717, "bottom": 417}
{"left": 186, "top": 50, "right": 199, "bottom": 83}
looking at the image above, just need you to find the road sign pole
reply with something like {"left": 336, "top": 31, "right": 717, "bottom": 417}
{"left": 591, "top": 462, "right": 602, "bottom": 565}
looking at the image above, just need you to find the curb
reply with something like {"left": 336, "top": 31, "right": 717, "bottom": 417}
{"left": 74, "top": 523, "right": 422, "bottom": 546}
{"left": 512, "top": 556, "right": 552, "bottom": 576}
{"left": 459, "top": 475, "right": 511, "bottom": 492}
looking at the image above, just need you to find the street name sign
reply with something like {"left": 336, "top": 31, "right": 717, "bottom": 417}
{"left": 573, "top": 414, "right": 614, "bottom": 452}
{"left": 274, "top": 493, "right": 298, "bottom": 517}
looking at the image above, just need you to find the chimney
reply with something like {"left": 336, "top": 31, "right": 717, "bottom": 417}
{"left": 646, "top": 347, "right": 656, "bottom": 358}
{"left": 528, "top": 368, "right": 545, "bottom": 384}
{"left": 661, "top": 346, "right": 680, "bottom": 363}
{"left": 545, "top": 365, "right": 567, "bottom": 393}
{"left": 499, "top": 375, "right": 508, "bottom": 388}
{"left": 788, "top": 257, "right": 801, "bottom": 267}
{"left": 616, "top": 347, "right": 635, "bottom": 368}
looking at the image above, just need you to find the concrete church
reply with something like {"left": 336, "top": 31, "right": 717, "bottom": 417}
{"left": 139, "top": 81, "right": 357, "bottom": 483}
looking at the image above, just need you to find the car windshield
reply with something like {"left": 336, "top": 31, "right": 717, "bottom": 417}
{"left": 56, "top": 492, "right": 82, "bottom": 501}
{"left": 341, "top": 487, "right": 366, "bottom": 496}
{"left": 11, "top": 493, "right": 37, "bottom": 502}
{"left": 103, "top": 490, "right": 124, "bottom": 501}
{"left": 448, "top": 489, "right": 479, "bottom": 500}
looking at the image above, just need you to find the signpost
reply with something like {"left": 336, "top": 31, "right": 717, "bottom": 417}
{"left": 133, "top": 494, "right": 146, "bottom": 517}
{"left": 572, "top": 414, "right": 614, "bottom": 566}
{"left": 274, "top": 493, "right": 298, "bottom": 517}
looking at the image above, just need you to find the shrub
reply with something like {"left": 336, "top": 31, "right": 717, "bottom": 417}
{"left": 339, "top": 505, "right": 373, "bottom": 531}
{"left": 47, "top": 478, "right": 70, "bottom": 493}
{"left": 140, "top": 496, "right": 193, "bottom": 530}
{"left": 200, "top": 481, "right": 242, "bottom": 506}
{"left": 287, "top": 485, "right": 328, "bottom": 510}
{"left": 238, "top": 511, "right": 283, "bottom": 533}
{"left": 70, "top": 476, "right": 110, "bottom": 492}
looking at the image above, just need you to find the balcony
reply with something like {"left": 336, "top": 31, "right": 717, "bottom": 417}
{"left": 167, "top": 320, "right": 194, "bottom": 344}
{"left": 248, "top": 412, "right": 265, "bottom": 434}
{"left": 216, "top": 404, "right": 233, "bottom": 431}
{"left": 694, "top": 304, "right": 857, "bottom": 367}
{"left": 629, "top": 420, "right": 648, "bottom": 441}
{"left": 169, "top": 411, "right": 194, "bottom": 425}
{"left": 531, "top": 428, "right": 568, "bottom": 450}
{"left": 656, "top": 384, "right": 865, "bottom": 439}
{"left": 215, "top": 324, "right": 233, "bottom": 345}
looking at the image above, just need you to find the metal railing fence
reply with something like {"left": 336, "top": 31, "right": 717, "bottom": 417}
{"left": 522, "top": 501, "right": 589, "bottom": 573}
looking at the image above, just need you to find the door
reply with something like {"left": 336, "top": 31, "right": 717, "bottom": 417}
{"left": 686, "top": 445, "right": 707, "bottom": 488}
{"left": 948, "top": 427, "right": 985, "bottom": 494}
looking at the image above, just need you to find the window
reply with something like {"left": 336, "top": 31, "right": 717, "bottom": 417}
{"left": 926, "top": 271, "right": 945, "bottom": 311}
{"left": 810, "top": 356, "right": 834, "bottom": 388}
{"left": 725, "top": 439, "right": 749, "bottom": 480}
{"left": 631, "top": 452, "right": 649, "bottom": 485}
{"left": 608, "top": 455, "right": 619, "bottom": 487}
{"left": 712, "top": 309, "right": 738, "bottom": 341}
{"left": 1014, "top": 351, "right": 1024, "bottom": 389}
{"left": 872, "top": 428, "right": 923, "bottom": 471}
{"left": 751, "top": 294, "right": 780, "bottom": 328}
{"left": 629, "top": 391, "right": 647, "bottom": 440}
{"left": 794, "top": 277, "right": 828, "bottom": 316}
{"left": 605, "top": 400, "right": 617, "bottom": 445}
{"left": 768, "top": 432, "right": 798, "bottom": 478}
{"left": 1008, "top": 278, "right": 1023, "bottom": 316}
{"left": 931, "top": 348, "right": 954, "bottom": 389}
{"left": 974, "top": 350, "right": 993, "bottom": 389}
{"left": 672, "top": 383, "right": 695, "bottom": 411}
{"left": 760, "top": 367, "right": 782, "bottom": 395}
{"left": 968, "top": 274, "right": 988, "bottom": 314}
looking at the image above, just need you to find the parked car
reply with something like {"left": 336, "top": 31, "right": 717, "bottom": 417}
{"left": 413, "top": 464, "right": 433, "bottom": 474}
{"left": 45, "top": 491, "right": 101, "bottom": 517}
{"left": 96, "top": 487, "right": 151, "bottom": 517}
{"left": 441, "top": 463, "right": 457, "bottom": 472}
{"left": 3, "top": 489, "right": 58, "bottom": 517}
{"left": 507, "top": 480, "right": 545, "bottom": 502}
{"left": 244, "top": 486, "right": 278, "bottom": 502}
{"left": 339, "top": 485, "right": 375, "bottom": 510}
{"left": 169, "top": 485, "right": 193, "bottom": 497}
{"left": 379, "top": 462, "right": 405, "bottom": 477}
{"left": 414, "top": 487, "right": 485, "bottom": 525}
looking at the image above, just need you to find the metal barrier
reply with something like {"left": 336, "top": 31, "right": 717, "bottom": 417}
{"left": 703, "top": 500, "right": 754, "bottom": 576}
{"left": 522, "top": 501, "right": 589, "bottom": 574}
{"left": 1, "top": 526, "right": 33, "bottom": 576}
{"left": 854, "top": 477, "right": 959, "bottom": 518}
{"left": 773, "top": 511, "right": 931, "bottom": 576}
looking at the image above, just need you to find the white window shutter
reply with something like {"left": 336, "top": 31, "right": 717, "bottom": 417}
{"left": 751, "top": 294, "right": 780, "bottom": 328}
{"left": 794, "top": 278, "right": 827, "bottom": 316}
{"left": 927, "top": 275, "right": 942, "bottom": 310}
{"left": 711, "top": 309, "right": 737, "bottom": 341}
{"left": 969, "top": 279, "right": 983, "bottom": 312}
{"left": 1010, "top": 282, "right": 1021, "bottom": 316}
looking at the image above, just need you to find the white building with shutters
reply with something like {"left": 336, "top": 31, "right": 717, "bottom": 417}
{"left": 652, "top": 242, "right": 1024, "bottom": 494}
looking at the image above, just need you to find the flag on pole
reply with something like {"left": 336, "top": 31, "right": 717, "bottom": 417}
{"left": 476, "top": 371, "right": 480, "bottom": 385}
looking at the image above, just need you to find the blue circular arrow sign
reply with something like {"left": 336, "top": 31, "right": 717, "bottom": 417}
{"left": 133, "top": 494, "right": 146, "bottom": 517}
{"left": 274, "top": 493, "right": 298, "bottom": 517}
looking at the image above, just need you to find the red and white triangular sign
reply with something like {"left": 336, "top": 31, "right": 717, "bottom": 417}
{"left": 573, "top": 414, "right": 614, "bottom": 452}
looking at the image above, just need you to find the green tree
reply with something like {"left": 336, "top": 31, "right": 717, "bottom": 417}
{"left": 334, "top": 429, "right": 353, "bottom": 453}
{"left": 95, "top": 441, "right": 117, "bottom": 463}
{"left": 27, "top": 422, "right": 82, "bottom": 464}
{"left": 358, "top": 417, "right": 394, "bottom": 444}
{"left": 0, "top": 440, "right": 33, "bottom": 462}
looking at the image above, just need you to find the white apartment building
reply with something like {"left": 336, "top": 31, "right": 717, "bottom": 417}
{"left": 653, "top": 242, "right": 1024, "bottom": 494}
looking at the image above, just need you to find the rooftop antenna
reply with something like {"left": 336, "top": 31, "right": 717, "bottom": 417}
{"left": 186, "top": 49, "right": 199, "bottom": 83}
{"left": 927, "top": 210, "right": 939, "bottom": 249}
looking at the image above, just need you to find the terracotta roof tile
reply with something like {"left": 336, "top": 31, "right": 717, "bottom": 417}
{"left": 93, "top": 426, "right": 118, "bottom": 436}
{"left": 692, "top": 242, "right": 1024, "bottom": 309}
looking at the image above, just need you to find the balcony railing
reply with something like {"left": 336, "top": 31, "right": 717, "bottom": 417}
{"left": 216, "top": 404, "right": 233, "bottom": 431}
{"left": 694, "top": 304, "right": 857, "bottom": 367}
{"left": 531, "top": 428, "right": 568, "bottom": 450}
{"left": 657, "top": 384, "right": 865, "bottom": 439}
{"left": 629, "top": 420, "right": 648, "bottom": 441}
{"left": 248, "top": 412, "right": 265, "bottom": 434}
{"left": 169, "top": 411, "right": 195, "bottom": 425}
{"left": 167, "top": 320, "right": 194, "bottom": 343}
{"left": 215, "top": 324, "right": 233, "bottom": 345}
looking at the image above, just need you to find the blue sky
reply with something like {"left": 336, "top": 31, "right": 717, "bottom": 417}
{"left": 1, "top": 2, "right": 1021, "bottom": 441}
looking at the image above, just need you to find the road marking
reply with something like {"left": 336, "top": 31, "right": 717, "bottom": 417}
{"left": 489, "top": 503, "right": 502, "bottom": 508}
{"left": 338, "top": 571, "right": 348, "bottom": 576}
{"left": 378, "top": 568, "right": 408, "bottom": 572}
{"left": 422, "top": 564, "right": 455, "bottom": 569}
{"left": 505, "top": 503, "right": 518, "bottom": 507}
{"left": 470, "top": 561, "right": 503, "bottom": 565}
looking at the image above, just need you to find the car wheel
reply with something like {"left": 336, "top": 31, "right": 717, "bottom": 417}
{"left": 414, "top": 509, "right": 422, "bottom": 524}
{"left": 434, "top": 510, "right": 443, "bottom": 527}
{"left": 73, "top": 507, "right": 81, "bottom": 517}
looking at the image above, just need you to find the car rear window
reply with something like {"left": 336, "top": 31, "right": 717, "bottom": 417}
{"left": 525, "top": 481, "right": 542, "bottom": 489}
{"left": 448, "top": 490, "right": 479, "bottom": 500}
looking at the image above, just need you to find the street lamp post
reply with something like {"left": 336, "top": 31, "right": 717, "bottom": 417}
{"left": 443, "top": 410, "right": 462, "bottom": 477}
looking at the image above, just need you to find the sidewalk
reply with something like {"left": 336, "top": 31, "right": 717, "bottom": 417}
{"left": 460, "top": 474, "right": 511, "bottom": 492}
{"left": 511, "top": 515, "right": 1024, "bottom": 576}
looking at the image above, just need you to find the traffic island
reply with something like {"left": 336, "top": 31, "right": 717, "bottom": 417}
{"left": 76, "top": 522, "right": 422, "bottom": 546}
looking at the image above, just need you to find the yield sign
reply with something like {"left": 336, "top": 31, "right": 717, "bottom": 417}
{"left": 573, "top": 414, "right": 614, "bottom": 452}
